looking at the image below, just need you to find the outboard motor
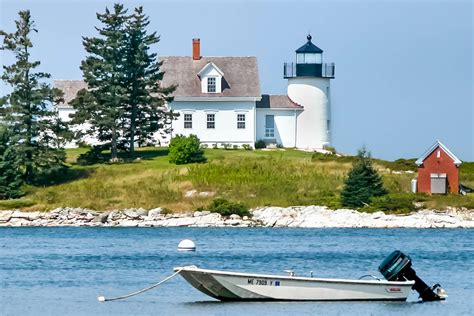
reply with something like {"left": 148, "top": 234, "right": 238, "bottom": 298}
{"left": 379, "top": 250, "right": 447, "bottom": 301}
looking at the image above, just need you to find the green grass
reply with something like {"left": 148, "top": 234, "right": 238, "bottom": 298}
{"left": 0, "top": 147, "right": 472, "bottom": 212}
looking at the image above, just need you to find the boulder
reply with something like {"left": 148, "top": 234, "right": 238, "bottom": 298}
{"left": 0, "top": 211, "right": 13, "bottom": 222}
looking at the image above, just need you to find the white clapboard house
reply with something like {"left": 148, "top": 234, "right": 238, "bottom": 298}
{"left": 56, "top": 35, "right": 335, "bottom": 149}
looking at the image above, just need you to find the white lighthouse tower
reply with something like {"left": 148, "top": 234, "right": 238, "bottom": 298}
{"left": 284, "top": 35, "right": 335, "bottom": 150}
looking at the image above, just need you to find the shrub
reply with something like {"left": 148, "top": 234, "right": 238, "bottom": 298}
{"left": 255, "top": 139, "right": 266, "bottom": 149}
{"left": 341, "top": 147, "right": 388, "bottom": 208}
{"left": 212, "top": 143, "right": 218, "bottom": 149}
{"left": 323, "top": 145, "right": 337, "bottom": 154}
{"left": 168, "top": 134, "right": 207, "bottom": 165}
{"left": 242, "top": 144, "right": 252, "bottom": 150}
{"left": 77, "top": 145, "right": 109, "bottom": 165}
{"left": 207, "top": 198, "right": 250, "bottom": 217}
{"left": 222, "top": 143, "right": 231, "bottom": 150}
{"left": 362, "top": 194, "right": 417, "bottom": 214}
{"left": 233, "top": 145, "right": 239, "bottom": 150}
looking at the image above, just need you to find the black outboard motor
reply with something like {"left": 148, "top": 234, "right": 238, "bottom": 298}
{"left": 379, "top": 250, "right": 447, "bottom": 301}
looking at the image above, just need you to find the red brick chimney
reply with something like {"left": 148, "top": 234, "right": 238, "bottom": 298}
{"left": 192, "top": 38, "right": 201, "bottom": 60}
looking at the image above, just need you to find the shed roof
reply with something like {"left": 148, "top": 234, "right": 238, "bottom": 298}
{"left": 415, "top": 140, "right": 462, "bottom": 166}
{"left": 160, "top": 56, "right": 260, "bottom": 98}
{"left": 256, "top": 95, "right": 304, "bottom": 110}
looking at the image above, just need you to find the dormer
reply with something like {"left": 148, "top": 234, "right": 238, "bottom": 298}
{"left": 198, "top": 62, "right": 224, "bottom": 94}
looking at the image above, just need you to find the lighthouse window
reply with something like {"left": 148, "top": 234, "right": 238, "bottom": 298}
{"left": 297, "top": 53, "right": 322, "bottom": 64}
{"left": 207, "top": 77, "right": 216, "bottom": 93}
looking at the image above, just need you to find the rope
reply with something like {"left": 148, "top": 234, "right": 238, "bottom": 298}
{"left": 98, "top": 267, "right": 184, "bottom": 303}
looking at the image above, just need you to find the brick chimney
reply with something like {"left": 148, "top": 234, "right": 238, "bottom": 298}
{"left": 192, "top": 38, "right": 201, "bottom": 60}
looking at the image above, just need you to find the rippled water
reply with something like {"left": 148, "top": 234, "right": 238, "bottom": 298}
{"left": 1, "top": 228, "right": 473, "bottom": 315}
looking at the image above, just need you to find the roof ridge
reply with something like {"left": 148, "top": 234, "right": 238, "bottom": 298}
{"left": 415, "top": 140, "right": 462, "bottom": 166}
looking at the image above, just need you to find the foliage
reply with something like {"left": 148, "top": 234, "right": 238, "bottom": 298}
{"left": 0, "top": 125, "right": 24, "bottom": 199}
{"left": 207, "top": 198, "right": 250, "bottom": 217}
{"left": 255, "top": 139, "right": 266, "bottom": 149}
{"left": 242, "top": 144, "right": 252, "bottom": 150}
{"left": 361, "top": 194, "right": 419, "bottom": 214}
{"left": 0, "top": 10, "right": 68, "bottom": 183}
{"left": 341, "top": 147, "right": 388, "bottom": 207}
{"left": 71, "top": 5, "right": 176, "bottom": 161}
{"left": 121, "top": 6, "right": 176, "bottom": 156}
{"left": 70, "top": 4, "right": 129, "bottom": 161}
{"left": 168, "top": 134, "right": 206, "bottom": 165}
{"left": 76, "top": 145, "right": 110, "bottom": 165}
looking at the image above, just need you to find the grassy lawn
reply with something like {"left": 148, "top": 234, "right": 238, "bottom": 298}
{"left": 1, "top": 147, "right": 473, "bottom": 212}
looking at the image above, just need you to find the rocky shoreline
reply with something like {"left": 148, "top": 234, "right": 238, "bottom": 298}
{"left": 0, "top": 206, "right": 473, "bottom": 228}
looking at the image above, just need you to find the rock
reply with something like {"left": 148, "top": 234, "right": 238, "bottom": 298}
{"left": 123, "top": 208, "right": 148, "bottom": 219}
{"left": 148, "top": 208, "right": 162, "bottom": 218}
{"left": 93, "top": 212, "right": 110, "bottom": 223}
{"left": 224, "top": 219, "right": 241, "bottom": 226}
{"left": 229, "top": 214, "right": 241, "bottom": 220}
{"left": 185, "top": 190, "right": 197, "bottom": 198}
{"left": 0, "top": 211, "right": 13, "bottom": 222}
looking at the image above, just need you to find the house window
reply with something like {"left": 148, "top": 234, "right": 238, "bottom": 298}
{"left": 207, "top": 113, "right": 215, "bottom": 129}
{"left": 265, "top": 115, "right": 275, "bottom": 138}
{"left": 207, "top": 77, "right": 216, "bottom": 93}
{"left": 184, "top": 114, "right": 192, "bottom": 129}
{"left": 237, "top": 114, "right": 246, "bottom": 129}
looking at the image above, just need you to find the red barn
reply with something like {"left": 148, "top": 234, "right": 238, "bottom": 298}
{"left": 415, "top": 141, "right": 462, "bottom": 194}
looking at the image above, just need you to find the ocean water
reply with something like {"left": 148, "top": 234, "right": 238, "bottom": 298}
{"left": 0, "top": 227, "right": 473, "bottom": 315}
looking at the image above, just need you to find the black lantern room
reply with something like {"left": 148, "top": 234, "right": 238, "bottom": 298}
{"left": 284, "top": 35, "right": 335, "bottom": 79}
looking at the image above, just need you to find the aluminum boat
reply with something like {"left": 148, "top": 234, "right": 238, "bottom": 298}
{"left": 175, "top": 251, "right": 447, "bottom": 302}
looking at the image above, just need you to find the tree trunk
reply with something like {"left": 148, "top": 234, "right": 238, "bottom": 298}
{"left": 130, "top": 103, "right": 136, "bottom": 158}
{"left": 111, "top": 125, "right": 118, "bottom": 162}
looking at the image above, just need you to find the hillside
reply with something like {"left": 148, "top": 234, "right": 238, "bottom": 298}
{"left": 1, "top": 147, "right": 473, "bottom": 212}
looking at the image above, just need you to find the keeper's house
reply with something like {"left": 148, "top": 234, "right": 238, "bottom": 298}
{"left": 415, "top": 140, "right": 462, "bottom": 194}
{"left": 56, "top": 35, "right": 335, "bottom": 149}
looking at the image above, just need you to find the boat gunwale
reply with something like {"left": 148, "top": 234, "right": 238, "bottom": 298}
{"left": 174, "top": 266, "right": 415, "bottom": 286}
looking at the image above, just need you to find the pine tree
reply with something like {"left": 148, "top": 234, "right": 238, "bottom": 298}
{"left": 0, "top": 125, "right": 23, "bottom": 199}
{"left": 71, "top": 4, "right": 129, "bottom": 161}
{"left": 0, "top": 10, "right": 67, "bottom": 183}
{"left": 122, "top": 6, "right": 176, "bottom": 156}
{"left": 341, "top": 147, "right": 388, "bottom": 208}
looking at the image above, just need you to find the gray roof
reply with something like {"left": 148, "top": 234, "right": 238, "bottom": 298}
{"left": 160, "top": 56, "right": 260, "bottom": 98}
{"left": 54, "top": 80, "right": 87, "bottom": 108}
{"left": 256, "top": 94, "right": 304, "bottom": 110}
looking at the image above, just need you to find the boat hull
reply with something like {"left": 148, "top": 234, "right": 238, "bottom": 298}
{"left": 175, "top": 266, "right": 415, "bottom": 301}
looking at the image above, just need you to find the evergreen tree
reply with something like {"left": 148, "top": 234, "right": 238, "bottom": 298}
{"left": 341, "top": 147, "right": 388, "bottom": 208}
{"left": 122, "top": 6, "right": 176, "bottom": 156}
{"left": 71, "top": 4, "right": 129, "bottom": 161}
{"left": 0, "top": 125, "right": 23, "bottom": 199}
{"left": 0, "top": 10, "right": 67, "bottom": 183}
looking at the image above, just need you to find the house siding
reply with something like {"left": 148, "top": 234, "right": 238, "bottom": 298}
{"left": 256, "top": 109, "right": 298, "bottom": 147}
{"left": 170, "top": 101, "right": 255, "bottom": 147}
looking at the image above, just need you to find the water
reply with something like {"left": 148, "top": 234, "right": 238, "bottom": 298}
{"left": 1, "top": 228, "right": 473, "bottom": 315}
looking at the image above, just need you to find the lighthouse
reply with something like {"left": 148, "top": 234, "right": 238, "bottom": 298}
{"left": 284, "top": 35, "right": 335, "bottom": 150}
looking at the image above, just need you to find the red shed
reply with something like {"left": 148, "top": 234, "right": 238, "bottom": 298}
{"left": 415, "top": 141, "right": 462, "bottom": 194}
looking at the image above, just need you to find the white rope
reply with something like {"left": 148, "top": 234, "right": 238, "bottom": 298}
{"left": 98, "top": 268, "right": 184, "bottom": 303}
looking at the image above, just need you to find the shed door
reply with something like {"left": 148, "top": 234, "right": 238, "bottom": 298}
{"left": 430, "top": 173, "right": 447, "bottom": 194}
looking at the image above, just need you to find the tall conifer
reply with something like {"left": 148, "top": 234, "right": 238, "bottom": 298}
{"left": 71, "top": 4, "right": 129, "bottom": 161}
{"left": 0, "top": 10, "right": 67, "bottom": 183}
{"left": 123, "top": 6, "right": 176, "bottom": 156}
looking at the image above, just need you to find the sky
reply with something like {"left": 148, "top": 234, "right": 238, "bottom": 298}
{"left": 1, "top": 0, "right": 473, "bottom": 161}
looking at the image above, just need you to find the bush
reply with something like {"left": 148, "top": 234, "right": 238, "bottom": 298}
{"left": 255, "top": 139, "right": 266, "bottom": 149}
{"left": 77, "top": 145, "right": 109, "bottom": 165}
{"left": 168, "top": 134, "right": 207, "bottom": 165}
{"left": 362, "top": 194, "right": 417, "bottom": 214}
{"left": 242, "top": 144, "right": 252, "bottom": 150}
{"left": 207, "top": 198, "right": 250, "bottom": 217}
{"left": 222, "top": 143, "right": 231, "bottom": 150}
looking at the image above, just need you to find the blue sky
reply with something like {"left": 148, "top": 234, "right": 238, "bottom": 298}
{"left": 1, "top": 0, "right": 472, "bottom": 161}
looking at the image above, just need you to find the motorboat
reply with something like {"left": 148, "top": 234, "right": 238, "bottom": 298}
{"left": 175, "top": 251, "right": 447, "bottom": 302}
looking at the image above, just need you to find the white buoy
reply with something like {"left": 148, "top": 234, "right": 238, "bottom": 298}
{"left": 178, "top": 239, "right": 196, "bottom": 251}
{"left": 98, "top": 296, "right": 105, "bottom": 302}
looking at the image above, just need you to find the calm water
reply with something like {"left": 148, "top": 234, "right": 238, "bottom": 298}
{"left": 1, "top": 228, "right": 473, "bottom": 315}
